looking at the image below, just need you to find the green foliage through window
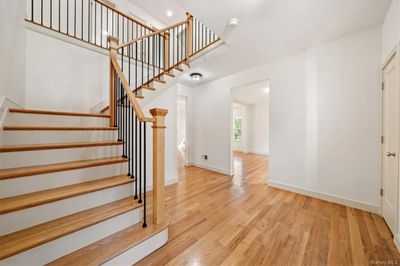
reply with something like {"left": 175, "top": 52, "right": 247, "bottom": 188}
{"left": 233, "top": 118, "right": 243, "bottom": 141}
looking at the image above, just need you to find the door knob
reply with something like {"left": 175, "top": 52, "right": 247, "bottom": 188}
{"left": 386, "top": 152, "right": 396, "bottom": 157}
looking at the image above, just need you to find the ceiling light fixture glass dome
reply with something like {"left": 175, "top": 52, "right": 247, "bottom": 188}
{"left": 190, "top": 73, "right": 203, "bottom": 81}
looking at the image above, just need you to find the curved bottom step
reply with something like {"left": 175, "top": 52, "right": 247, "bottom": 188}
{"left": 48, "top": 216, "right": 170, "bottom": 266}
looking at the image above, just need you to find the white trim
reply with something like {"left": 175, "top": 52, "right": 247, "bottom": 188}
{"left": 146, "top": 178, "right": 177, "bottom": 191}
{"left": 394, "top": 234, "right": 400, "bottom": 252}
{"left": 188, "top": 162, "right": 233, "bottom": 176}
{"left": 268, "top": 180, "right": 380, "bottom": 214}
{"left": 25, "top": 21, "right": 107, "bottom": 57}
{"left": 380, "top": 44, "right": 400, "bottom": 236}
{"left": 0, "top": 97, "right": 22, "bottom": 128}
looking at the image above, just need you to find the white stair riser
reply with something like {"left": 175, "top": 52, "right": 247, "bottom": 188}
{"left": 0, "top": 130, "right": 118, "bottom": 145}
{"left": 0, "top": 183, "right": 135, "bottom": 235}
{"left": 0, "top": 208, "right": 141, "bottom": 265}
{"left": 104, "top": 228, "right": 168, "bottom": 266}
{"left": 0, "top": 145, "right": 123, "bottom": 169}
{"left": 0, "top": 163, "right": 128, "bottom": 198}
{"left": 5, "top": 113, "right": 109, "bottom": 127}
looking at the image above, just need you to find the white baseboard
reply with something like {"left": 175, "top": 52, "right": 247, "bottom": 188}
{"left": 268, "top": 180, "right": 380, "bottom": 214}
{"left": 394, "top": 235, "right": 400, "bottom": 252}
{"left": 146, "top": 178, "right": 177, "bottom": 191}
{"left": 0, "top": 97, "right": 22, "bottom": 128}
{"left": 188, "top": 162, "right": 232, "bottom": 176}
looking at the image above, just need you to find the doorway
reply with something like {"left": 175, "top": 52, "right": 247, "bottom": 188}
{"left": 381, "top": 49, "right": 399, "bottom": 235}
{"left": 231, "top": 80, "right": 270, "bottom": 184}
{"left": 177, "top": 95, "right": 188, "bottom": 166}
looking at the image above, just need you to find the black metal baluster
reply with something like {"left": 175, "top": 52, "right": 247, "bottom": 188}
{"left": 158, "top": 34, "right": 161, "bottom": 75}
{"left": 31, "top": 0, "right": 34, "bottom": 21}
{"left": 134, "top": 115, "right": 138, "bottom": 199}
{"left": 147, "top": 37, "right": 150, "bottom": 81}
{"left": 141, "top": 39, "right": 144, "bottom": 86}
{"left": 40, "top": 0, "right": 43, "bottom": 25}
{"left": 74, "top": 0, "right": 76, "bottom": 37}
{"left": 81, "top": 0, "right": 83, "bottom": 39}
{"left": 138, "top": 120, "right": 142, "bottom": 204}
{"left": 94, "top": 1, "right": 96, "bottom": 44}
{"left": 135, "top": 42, "right": 138, "bottom": 95}
{"left": 111, "top": 11, "right": 114, "bottom": 37}
{"left": 87, "top": 0, "right": 90, "bottom": 42}
{"left": 128, "top": 44, "right": 131, "bottom": 175}
{"left": 100, "top": 3, "right": 103, "bottom": 46}
{"left": 153, "top": 36, "right": 155, "bottom": 78}
{"left": 50, "top": 0, "right": 53, "bottom": 28}
{"left": 67, "top": 0, "right": 69, "bottom": 34}
{"left": 143, "top": 121, "right": 147, "bottom": 228}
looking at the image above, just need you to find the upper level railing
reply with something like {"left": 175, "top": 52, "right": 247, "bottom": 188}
{"left": 26, "top": 0, "right": 156, "bottom": 50}
{"left": 108, "top": 13, "right": 220, "bottom": 227}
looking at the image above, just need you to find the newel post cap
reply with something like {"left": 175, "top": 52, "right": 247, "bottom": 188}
{"left": 108, "top": 36, "right": 119, "bottom": 46}
{"left": 150, "top": 108, "right": 168, "bottom": 117}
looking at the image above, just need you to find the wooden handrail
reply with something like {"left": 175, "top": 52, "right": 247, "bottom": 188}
{"left": 108, "top": 13, "right": 220, "bottom": 226}
{"left": 109, "top": 37, "right": 154, "bottom": 123}
{"left": 94, "top": 0, "right": 157, "bottom": 33}
{"left": 117, "top": 20, "right": 187, "bottom": 49}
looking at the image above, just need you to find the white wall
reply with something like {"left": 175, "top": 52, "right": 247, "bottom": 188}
{"left": 24, "top": 0, "right": 164, "bottom": 112}
{"left": 0, "top": 0, "right": 26, "bottom": 106}
{"left": 25, "top": 29, "right": 109, "bottom": 112}
{"left": 189, "top": 26, "right": 382, "bottom": 210}
{"left": 177, "top": 83, "right": 194, "bottom": 164}
{"left": 248, "top": 101, "right": 269, "bottom": 155}
{"left": 143, "top": 84, "right": 178, "bottom": 187}
{"left": 382, "top": 0, "right": 400, "bottom": 61}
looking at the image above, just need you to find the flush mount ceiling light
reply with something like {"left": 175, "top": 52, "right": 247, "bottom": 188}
{"left": 228, "top": 17, "right": 239, "bottom": 28}
{"left": 166, "top": 10, "right": 173, "bottom": 17}
{"left": 190, "top": 73, "right": 203, "bottom": 81}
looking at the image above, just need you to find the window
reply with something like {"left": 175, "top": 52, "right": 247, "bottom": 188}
{"left": 233, "top": 118, "right": 243, "bottom": 141}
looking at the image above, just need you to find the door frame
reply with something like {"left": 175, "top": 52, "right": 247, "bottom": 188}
{"left": 177, "top": 95, "right": 189, "bottom": 165}
{"left": 380, "top": 44, "right": 400, "bottom": 237}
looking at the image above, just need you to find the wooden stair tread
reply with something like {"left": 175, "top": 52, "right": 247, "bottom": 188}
{"left": 152, "top": 79, "right": 166, "bottom": 84}
{"left": 163, "top": 72, "right": 175, "bottom": 78}
{"left": 48, "top": 216, "right": 169, "bottom": 266}
{"left": 139, "top": 85, "right": 156, "bottom": 91}
{"left": 0, "top": 157, "right": 128, "bottom": 180}
{"left": 0, "top": 141, "right": 123, "bottom": 153}
{"left": 9, "top": 108, "right": 109, "bottom": 118}
{"left": 0, "top": 197, "right": 141, "bottom": 260}
{"left": 3, "top": 126, "right": 118, "bottom": 131}
{"left": 0, "top": 175, "right": 134, "bottom": 214}
{"left": 173, "top": 66, "right": 183, "bottom": 72}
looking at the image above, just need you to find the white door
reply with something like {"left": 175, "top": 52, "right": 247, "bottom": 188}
{"left": 382, "top": 51, "right": 399, "bottom": 234}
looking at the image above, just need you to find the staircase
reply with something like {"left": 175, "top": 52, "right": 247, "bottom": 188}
{"left": 0, "top": 1, "right": 220, "bottom": 265}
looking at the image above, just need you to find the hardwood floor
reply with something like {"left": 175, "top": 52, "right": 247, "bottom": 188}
{"left": 138, "top": 152, "right": 400, "bottom": 266}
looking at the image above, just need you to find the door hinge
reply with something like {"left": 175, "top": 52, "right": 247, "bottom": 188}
{"left": 382, "top": 82, "right": 385, "bottom": 90}
{"left": 380, "top": 188, "right": 384, "bottom": 196}
{"left": 381, "top": 136, "right": 384, "bottom": 144}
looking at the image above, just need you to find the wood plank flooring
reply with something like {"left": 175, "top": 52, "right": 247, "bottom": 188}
{"left": 138, "top": 152, "right": 400, "bottom": 266}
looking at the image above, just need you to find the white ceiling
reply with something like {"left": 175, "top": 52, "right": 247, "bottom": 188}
{"left": 233, "top": 80, "right": 269, "bottom": 105}
{"left": 129, "top": 0, "right": 186, "bottom": 26}
{"left": 131, "top": 0, "right": 392, "bottom": 85}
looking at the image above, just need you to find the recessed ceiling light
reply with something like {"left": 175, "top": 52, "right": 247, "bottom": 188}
{"left": 166, "top": 10, "right": 173, "bottom": 17}
{"left": 228, "top": 17, "right": 239, "bottom": 28}
{"left": 190, "top": 73, "right": 202, "bottom": 81}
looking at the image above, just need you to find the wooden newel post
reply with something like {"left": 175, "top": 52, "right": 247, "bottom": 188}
{"left": 108, "top": 36, "right": 119, "bottom": 127}
{"left": 186, "top": 12, "right": 193, "bottom": 64}
{"left": 164, "top": 32, "right": 170, "bottom": 71}
{"left": 150, "top": 108, "right": 168, "bottom": 224}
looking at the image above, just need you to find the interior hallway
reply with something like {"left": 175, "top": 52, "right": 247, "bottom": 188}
{"left": 138, "top": 152, "right": 400, "bottom": 265}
